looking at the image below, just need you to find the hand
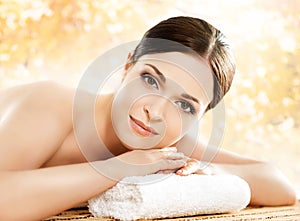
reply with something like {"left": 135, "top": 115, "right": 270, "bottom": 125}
{"left": 100, "top": 147, "right": 187, "bottom": 180}
{"left": 175, "top": 158, "right": 223, "bottom": 176}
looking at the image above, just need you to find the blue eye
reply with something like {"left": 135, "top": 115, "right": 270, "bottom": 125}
{"left": 141, "top": 73, "right": 159, "bottom": 89}
{"left": 175, "top": 100, "right": 196, "bottom": 115}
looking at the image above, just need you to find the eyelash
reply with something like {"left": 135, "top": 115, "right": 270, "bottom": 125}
{"left": 175, "top": 100, "right": 196, "bottom": 115}
{"left": 140, "top": 73, "right": 196, "bottom": 115}
{"left": 140, "top": 73, "right": 159, "bottom": 89}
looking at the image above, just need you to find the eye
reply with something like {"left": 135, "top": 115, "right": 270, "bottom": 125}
{"left": 175, "top": 100, "right": 196, "bottom": 115}
{"left": 141, "top": 73, "right": 159, "bottom": 89}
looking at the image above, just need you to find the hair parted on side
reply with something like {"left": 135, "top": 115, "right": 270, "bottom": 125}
{"left": 130, "top": 16, "right": 235, "bottom": 112}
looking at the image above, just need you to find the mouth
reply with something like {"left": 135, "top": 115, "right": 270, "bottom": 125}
{"left": 129, "top": 115, "right": 159, "bottom": 137}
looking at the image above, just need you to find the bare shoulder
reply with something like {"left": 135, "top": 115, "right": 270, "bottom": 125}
{"left": 0, "top": 81, "right": 75, "bottom": 170}
{"left": 0, "top": 81, "right": 74, "bottom": 127}
{"left": 0, "top": 81, "right": 73, "bottom": 107}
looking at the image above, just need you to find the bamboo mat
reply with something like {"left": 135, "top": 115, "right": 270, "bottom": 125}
{"left": 44, "top": 201, "right": 300, "bottom": 221}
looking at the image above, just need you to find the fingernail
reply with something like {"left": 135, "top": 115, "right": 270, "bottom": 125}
{"left": 176, "top": 170, "right": 183, "bottom": 175}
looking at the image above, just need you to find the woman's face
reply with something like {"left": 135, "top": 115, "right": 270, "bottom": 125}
{"left": 111, "top": 52, "right": 213, "bottom": 150}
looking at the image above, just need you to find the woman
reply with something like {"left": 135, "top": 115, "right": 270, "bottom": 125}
{"left": 0, "top": 16, "right": 296, "bottom": 221}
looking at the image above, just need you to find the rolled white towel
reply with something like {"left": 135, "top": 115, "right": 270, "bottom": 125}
{"left": 88, "top": 174, "right": 251, "bottom": 220}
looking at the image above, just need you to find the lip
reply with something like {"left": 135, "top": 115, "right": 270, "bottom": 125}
{"left": 129, "top": 115, "right": 159, "bottom": 137}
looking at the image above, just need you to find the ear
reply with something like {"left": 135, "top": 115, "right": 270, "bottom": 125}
{"left": 124, "top": 52, "right": 133, "bottom": 71}
{"left": 122, "top": 52, "right": 133, "bottom": 82}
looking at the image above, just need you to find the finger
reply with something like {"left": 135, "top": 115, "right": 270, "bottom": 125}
{"left": 176, "top": 160, "right": 199, "bottom": 176}
{"left": 159, "top": 159, "right": 187, "bottom": 171}
{"left": 154, "top": 147, "right": 185, "bottom": 160}
{"left": 166, "top": 152, "right": 185, "bottom": 160}
{"left": 152, "top": 148, "right": 182, "bottom": 159}
{"left": 156, "top": 169, "right": 177, "bottom": 174}
{"left": 158, "top": 147, "right": 177, "bottom": 152}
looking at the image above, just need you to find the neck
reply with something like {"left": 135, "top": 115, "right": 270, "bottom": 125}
{"left": 95, "top": 93, "right": 128, "bottom": 156}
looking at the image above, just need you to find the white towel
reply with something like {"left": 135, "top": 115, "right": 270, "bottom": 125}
{"left": 88, "top": 174, "right": 251, "bottom": 220}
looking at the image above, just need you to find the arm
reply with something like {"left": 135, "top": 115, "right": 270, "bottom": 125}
{"left": 213, "top": 162, "right": 297, "bottom": 206}
{"left": 0, "top": 148, "right": 186, "bottom": 221}
{"left": 0, "top": 82, "right": 186, "bottom": 220}
{"left": 176, "top": 137, "right": 297, "bottom": 206}
{"left": 0, "top": 162, "right": 116, "bottom": 221}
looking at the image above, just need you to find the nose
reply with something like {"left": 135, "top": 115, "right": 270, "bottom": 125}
{"left": 143, "top": 105, "right": 151, "bottom": 121}
{"left": 143, "top": 97, "right": 171, "bottom": 122}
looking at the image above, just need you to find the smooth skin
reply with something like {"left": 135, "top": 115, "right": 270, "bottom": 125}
{"left": 0, "top": 53, "right": 297, "bottom": 220}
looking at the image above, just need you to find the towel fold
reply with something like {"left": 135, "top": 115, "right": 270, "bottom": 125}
{"left": 88, "top": 174, "right": 251, "bottom": 220}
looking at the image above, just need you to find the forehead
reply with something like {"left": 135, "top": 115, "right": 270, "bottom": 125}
{"left": 136, "top": 52, "right": 214, "bottom": 104}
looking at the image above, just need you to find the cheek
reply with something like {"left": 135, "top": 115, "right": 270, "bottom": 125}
{"left": 157, "top": 108, "right": 183, "bottom": 146}
{"left": 113, "top": 80, "right": 147, "bottom": 113}
{"left": 166, "top": 113, "right": 182, "bottom": 135}
{"left": 163, "top": 110, "right": 198, "bottom": 146}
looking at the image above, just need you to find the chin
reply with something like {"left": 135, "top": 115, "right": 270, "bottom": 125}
{"left": 118, "top": 139, "right": 149, "bottom": 150}
{"left": 120, "top": 140, "right": 167, "bottom": 151}
{"left": 117, "top": 129, "right": 179, "bottom": 150}
{"left": 155, "top": 139, "right": 178, "bottom": 148}
{"left": 122, "top": 143, "right": 153, "bottom": 151}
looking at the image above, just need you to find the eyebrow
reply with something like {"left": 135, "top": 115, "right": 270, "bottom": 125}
{"left": 145, "top": 63, "right": 166, "bottom": 83}
{"left": 145, "top": 63, "right": 200, "bottom": 105}
{"left": 181, "top": 93, "right": 199, "bottom": 104}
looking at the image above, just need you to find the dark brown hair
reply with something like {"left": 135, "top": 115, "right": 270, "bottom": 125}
{"left": 130, "top": 16, "right": 235, "bottom": 111}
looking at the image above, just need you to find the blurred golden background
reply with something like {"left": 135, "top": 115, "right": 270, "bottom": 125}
{"left": 0, "top": 0, "right": 299, "bottom": 190}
